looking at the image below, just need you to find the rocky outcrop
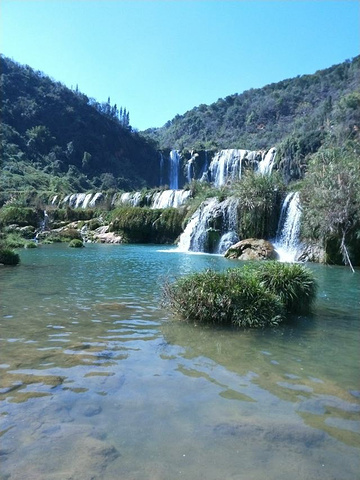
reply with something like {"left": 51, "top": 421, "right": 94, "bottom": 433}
{"left": 224, "top": 238, "right": 279, "bottom": 261}
{"left": 297, "top": 242, "right": 326, "bottom": 263}
{"left": 91, "top": 225, "right": 123, "bottom": 244}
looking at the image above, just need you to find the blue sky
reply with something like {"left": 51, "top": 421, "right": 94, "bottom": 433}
{"left": 1, "top": 1, "right": 359, "bottom": 131}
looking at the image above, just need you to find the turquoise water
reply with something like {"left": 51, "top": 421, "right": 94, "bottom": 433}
{"left": 0, "top": 244, "right": 359, "bottom": 480}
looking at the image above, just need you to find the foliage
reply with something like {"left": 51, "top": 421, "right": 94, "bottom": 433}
{"left": 0, "top": 246, "right": 20, "bottom": 265}
{"left": 0, "top": 206, "right": 40, "bottom": 227}
{"left": 0, "top": 55, "right": 160, "bottom": 199}
{"left": 300, "top": 144, "right": 360, "bottom": 269}
{"left": 163, "top": 262, "right": 317, "bottom": 328}
{"left": 69, "top": 238, "right": 84, "bottom": 248}
{"left": 109, "top": 206, "right": 186, "bottom": 243}
{"left": 231, "top": 171, "right": 286, "bottom": 239}
{"left": 244, "top": 262, "right": 317, "bottom": 313}
{"left": 145, "top": 56, "right": 360, "bottom": 177}
{"left": 0, "top": 232, "right": 35, "bottom": 248}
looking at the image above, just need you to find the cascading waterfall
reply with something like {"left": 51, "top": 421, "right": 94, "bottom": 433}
{"left": 178, "top": 198, "right": 219, "bottom": 252}
{"left": 159, "top": 152, "right": 164, "bottom": 186}
{"left": 151, "top": 190, "right": 191, "bottom": 209}
{"left": 177, "top": 196, "right": 239, "bottom": 254}
{"left": 186, "top": 157, "right": 194, "bottom": 183}
{"left": 209, "top": 149, "right": 248, "bottom": 187}
{"left": 274, "top": 191, "right": 302, "bottom": 262}
{"left": 258, "top": 148, "right": 276, "bottom": 175}
{"left": 169, "top": 150, "right": 180, "bottom": 189}
{"left": 199, "top": 150, "right": 209, "bottom": 182}
{"left": 216, "top": 197, "right": 239, "bottom": 254}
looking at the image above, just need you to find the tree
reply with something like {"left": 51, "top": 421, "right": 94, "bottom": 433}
{"left": 301, "top": 145, "right": 360, "bottom": 271}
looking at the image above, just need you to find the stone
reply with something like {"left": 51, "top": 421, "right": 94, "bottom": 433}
{"left": 224, "top": 238, "right": 279, "bottom": 261}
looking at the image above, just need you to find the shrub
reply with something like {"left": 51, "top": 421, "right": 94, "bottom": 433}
{"left": 0, "top": 247, "right": 20, "bottom": 265}
{"left": 25, "top": 241, "right": 37, "bottom": 249}
{"left": 249, "top": 262, "right": 317, "bottom": 313}
{"left": 109, "top": 207, "right": 186, "bottom": 243}
{"left": 69, "top": 239, "right": 84, "bottom": 248}
{"left": 0, "top": 206, "right": 39, "bottom": 227}
{"left": 163, "top": 262, "right": 317, "bottom": 328}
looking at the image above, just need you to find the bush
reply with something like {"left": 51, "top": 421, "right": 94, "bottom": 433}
{"left": 109, "top": 206, "right": 186, "bottom": 243}
{"left": 163, "top": 262, "right": 317, "bottom": 328}
{"left": 245, "top": 262, "right": 317, "bottom": 313}
{"left": 0, "top": 247, "right": 20, "bottom": 265}
{"left": 69, "top": 239, "right": 84, "bottom": 248}
{"left": 0, "top": 206, "right": 39, "bottom": 227}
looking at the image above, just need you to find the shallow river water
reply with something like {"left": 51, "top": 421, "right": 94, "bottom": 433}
{"left": 0, "top": 244, "right": 359, "bottom": 480}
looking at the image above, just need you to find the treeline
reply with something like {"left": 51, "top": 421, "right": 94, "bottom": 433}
{"left": 145, "top": 57, "right": 360, "bottom": 172}
{"left": 0, "top": 55, "right": 159, "bottom": 198}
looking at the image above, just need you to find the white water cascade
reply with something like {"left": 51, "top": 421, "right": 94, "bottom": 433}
{"left": 209, "top": 149, "right": 249, "bottom": 187}
{"left": 274, "top": 191, "right": 302, "bottom": 262}
{"left": 151, "top": 190, "right": 191, "bottom": 209}
{"left": 258, "top": 148, "right": 276, "bottom": 175}
{"left": 169, "top": 150, "right": 180, "bottom": 189}
{"left": 159, "top": 152, "right": 164, "bottom": 186}
{"left": 186, "top": 157, "right": 195, "bottom": 183}
{"left": 177, "top": 197, "right": 239, "bottom": 254}
{"left": 111, "top": 189, "right": 191, "bottom": 209}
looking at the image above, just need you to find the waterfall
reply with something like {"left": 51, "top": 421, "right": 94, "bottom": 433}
{"left": 151, "top": 189, "right": 191, "bottom": 209}
{"left": 199, "top": 151, "right": 209, "bottom": 182}
{"left": 258, "top": 148, "right": 276, "bottom": 175}
{"left": 178, "top": 198, "right": 219, "bottom": 252}
{"left": 216, "top": 197, "right": 239, "bottom": 254}
{"left": 159, "top": 152, "right": 164, "bottom": 186}
{"left": 89, "top": 193, "right": 103, "bottom": 207}
{"left": 186, "top": 157, "right": 194, "bottom": 183}
{"left": 209, "top": 149, "right": 248, "bottom": 187}
{"left": 177, "top": 196, "right": 239, "bottom": 254}
{"left": 169, "top": 150, "right": 180, "bottom": 189}
{"left": 274, "top": 191, "right": 302, "bottom": 262}
{"left": 111, "top": 189, "right": 191, "bottom": 209}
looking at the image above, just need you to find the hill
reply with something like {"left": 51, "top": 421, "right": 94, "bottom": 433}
{"left": 0, "top": 55, "right": 159, "bottom": 200}
{"left": 145, "top": 56, "right": 360, "bottom": 157}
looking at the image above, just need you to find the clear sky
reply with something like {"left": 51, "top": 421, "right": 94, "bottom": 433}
{"left": 1, "top": 0, "right": 359, "bottom": 131}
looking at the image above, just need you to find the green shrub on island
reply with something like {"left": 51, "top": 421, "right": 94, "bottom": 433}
{"left": 247, "top": 261, "right": 317, "bottom": 313}
{"left": 69, "top": 239, "right": 84, "bottom": 248}
{"left": 163, "top": 262, "right": 317, "bottom": 328}
{"left": 0, "top": 247, "right": 20, "bottom": 265}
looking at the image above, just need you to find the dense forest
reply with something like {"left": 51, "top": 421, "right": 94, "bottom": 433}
{"left": 0, "top": 55, "right": 159, "bottom": 198}
{"left": 146, "top": 56, "right": 360, "bottom": 154}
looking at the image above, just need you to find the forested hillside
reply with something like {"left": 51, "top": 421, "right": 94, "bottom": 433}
{"left": 145, "top": 56, "right": 360, "bottom": 155}
{"left": 0, "top": 56, "right": 159, "bottom": 198}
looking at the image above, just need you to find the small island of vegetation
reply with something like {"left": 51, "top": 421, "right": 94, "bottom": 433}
{"left": 163, "top": 262, "right": 317, "bottom": 328}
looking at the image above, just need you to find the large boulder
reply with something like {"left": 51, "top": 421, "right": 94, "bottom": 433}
{"left": 224, "top": 238, "right": 279, "bottom": 261}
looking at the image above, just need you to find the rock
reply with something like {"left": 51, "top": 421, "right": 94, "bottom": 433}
{"left": 224, "top": 238, "right": 279, "bottom": 261}
{"left": 92, "top": 227, "right": 123, "bottom": 244}
{"left": 297, "top": 242, "right": 326, "bottom": 263}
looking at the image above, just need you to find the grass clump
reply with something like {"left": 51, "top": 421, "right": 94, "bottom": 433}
{"left": 163, "top": 262, "right": 317, "bottom": 328}
{"left": 0, "top": 247, "right": 20, "bottom": 265}
{"left": 69, "top": 239, "right": 84, "bottom": 248}
{"left": 249, "top": 262, "right": 317, "bottom": 313}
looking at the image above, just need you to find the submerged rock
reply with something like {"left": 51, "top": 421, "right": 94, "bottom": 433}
{"left": 224, "top": 238, "right": 278, "bottom": 261}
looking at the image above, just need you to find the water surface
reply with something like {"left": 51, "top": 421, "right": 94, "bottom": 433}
{"left": 1, "top": 244, "right": 359, "bottom": 479}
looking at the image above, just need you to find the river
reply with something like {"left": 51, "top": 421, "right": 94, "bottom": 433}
{"left": 0, "top": 244, "right": 359, "bottom": 479}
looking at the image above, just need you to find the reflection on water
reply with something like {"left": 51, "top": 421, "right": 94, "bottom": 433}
{"left": 0, "top": 244, "right": 359, "bottom": 479}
